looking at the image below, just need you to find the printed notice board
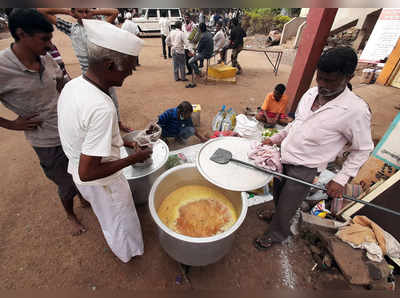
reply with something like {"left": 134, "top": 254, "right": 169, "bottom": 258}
{"left": 373, "top": 112, "right": 400, "bottom": 169}
{"left": 360, "top": 8, "right": 400, "bottom": 63}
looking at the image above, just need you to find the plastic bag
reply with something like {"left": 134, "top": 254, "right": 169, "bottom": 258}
{"left": 134, "top": 121, "right": 162, "bottom": 147}
{"left": 311, "top": 200, "right": 331, "bottom": 218}
{"left": 233, "top": 114, "right": 262, "bottom": 139}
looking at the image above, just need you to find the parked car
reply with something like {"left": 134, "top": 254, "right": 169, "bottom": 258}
{"left": 133, "top": 8, "right": 182, "bottom": 36}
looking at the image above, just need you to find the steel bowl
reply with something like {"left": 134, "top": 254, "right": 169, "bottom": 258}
{"left": 149, "top": 164, "right": 248, "bottom": 266}
{"left": 120, "top": 137, "right": 169, "bottom": 205}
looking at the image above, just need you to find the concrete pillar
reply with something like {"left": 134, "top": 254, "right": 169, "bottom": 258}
{"left": 285, "top": 8, "right": 338, "bottom": 114}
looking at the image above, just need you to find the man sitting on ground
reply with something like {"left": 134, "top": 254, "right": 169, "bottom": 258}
{"left": 266, "top": 29, "right": 281, "bottom": 47}
{"left": 256, "top": 84, "right": 291, "bottom": 127}
{"left": 158, "top": 101, "right": 208, "bottom": 144}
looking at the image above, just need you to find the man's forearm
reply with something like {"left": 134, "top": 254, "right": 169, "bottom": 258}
{"left": 37, "top": 8, "right": 71, "bottom": 15}
{"left": 194, "top": 129, "right": 206, "bottom": 141}
{"left": 37, "top": 8, "right": 70, "bottom": 24}
{"left": 79, "top": 155, "right": 134, "bottom": 182}
{"left": 333, "top": 149, "right": 372, "bottom": 186}
{"left": 92, "top": 8, "right": 118, "bottom": 24}
{"left": 92, "top": 8, "right": 118, "bottom": 16}
{"left": 269, "top": 121, "right": 294, "bottom": 144}
{"left": 0, "top": 117, "right": 12, "bottom": 130}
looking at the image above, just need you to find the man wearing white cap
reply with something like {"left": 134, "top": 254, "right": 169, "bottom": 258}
{"left": 58, "top": 19, "right": 152, "bottom": 263}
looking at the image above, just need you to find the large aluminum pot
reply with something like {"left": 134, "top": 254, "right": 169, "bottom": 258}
{"left": 149, "top": 164, "right": 248, "bottom": 266}
{"left": 120, "top": 133, "right": 169, "bottom": 205}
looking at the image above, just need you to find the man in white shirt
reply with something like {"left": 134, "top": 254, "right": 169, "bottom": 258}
{"left": 159, "top": 11, "right": 171, "bottom": 59}
{"left": 121, "top": 13, "right": 141, "bottom": 66}
{"left": 121, "top": 14, "right": 139, "bottom": 36}
{"left": 182, "top": 12, "right": 196, "bottom": 75}
{"left": 209, "top": 11, "right": 215, "bottom": 27}
{"left": 213, "top": 21, "right": 226, "bottom": 64}
{"left": 58, "top": 20, "right": 152, "bottom": 262}
{"left": 199, "top": 9, "right": 205, "bottom": 24}
{"left": 166, "top": 21, "right": 187, "bottom": 82}
{"left": 255, "top": 47, "right": 374, "bottom": 251}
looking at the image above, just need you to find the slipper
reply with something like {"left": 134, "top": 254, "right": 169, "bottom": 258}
{"left": 185, "top": 83, "right": 196, "bottom": 88}
{"left": 254, "top": 234, "right": 275, "bottom": 251}
{"left": 256, "top": 208, "right": 275, "bottom": 222}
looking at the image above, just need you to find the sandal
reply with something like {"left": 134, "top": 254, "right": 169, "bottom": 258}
{"left": 256, "top": 208, "right": 275, "bottom": 222}
{"left": 185, "top": 83, "right": 196, "bottom": 88}
{"left": 254, "top": 234, "right": 275, "bottom": 251}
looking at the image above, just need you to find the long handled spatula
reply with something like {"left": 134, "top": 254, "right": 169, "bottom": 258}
{"left": 210, "top": 148, "right": 400, "bottom": 217}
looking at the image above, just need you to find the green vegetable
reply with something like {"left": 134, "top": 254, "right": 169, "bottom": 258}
{"left": 166, "top": 155, "right": 181, "bottom": 169}
{"left": 262, "top": 128, "right": 278, "bottom": 138}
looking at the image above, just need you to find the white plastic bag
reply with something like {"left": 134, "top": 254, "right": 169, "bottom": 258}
{"left": 233, "top": 114, "right": 262, "bottom": 139}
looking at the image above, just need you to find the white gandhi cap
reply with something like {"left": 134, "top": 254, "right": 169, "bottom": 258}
{"left": 83, "top": 19, "right": 143, "bottom": 56}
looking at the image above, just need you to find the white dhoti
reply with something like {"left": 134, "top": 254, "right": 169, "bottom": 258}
{"left": 76, "top": 174, "right": 144, "bottom": 262}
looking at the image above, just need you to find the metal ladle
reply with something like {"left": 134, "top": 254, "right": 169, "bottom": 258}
{"left": 210, "top": 148, "right": 400, "bottom": 217}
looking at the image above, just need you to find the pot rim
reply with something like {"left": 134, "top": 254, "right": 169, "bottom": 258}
{"left": 149, "top": 163, "right": 248, "bottom": 244}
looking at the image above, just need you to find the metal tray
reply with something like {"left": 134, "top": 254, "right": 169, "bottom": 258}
{"left": 196, "top": 137, "right": 272, "bottom": 192}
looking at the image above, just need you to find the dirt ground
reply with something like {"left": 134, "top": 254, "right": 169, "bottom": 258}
{"left": 0, "top": 26, "right": 399, "bottom": 290}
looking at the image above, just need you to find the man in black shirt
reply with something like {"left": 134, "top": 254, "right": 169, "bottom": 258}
{"left": 188, "top": 22, "right": 213, "bottom": 80}
{"left": 229, "top": 17, "right": 246, "bottom": 74}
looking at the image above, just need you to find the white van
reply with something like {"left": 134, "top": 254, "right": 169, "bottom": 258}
{"left": 134, "top": 8, "right": 182, "bottom": 36}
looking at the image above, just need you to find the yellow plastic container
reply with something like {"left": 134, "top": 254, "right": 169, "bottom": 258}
{"left": 192, "top": 104, "right": 201, "bottom": 112}
{"left": 208, "top": 63, "right": 237, "bottom": 79}
{"left": 192, "top": 104, "right": 201, "bottom": 127}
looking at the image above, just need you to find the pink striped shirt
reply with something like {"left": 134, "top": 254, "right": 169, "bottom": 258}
{"left": 270, "top": 87, "right": 374, "bottom": 186}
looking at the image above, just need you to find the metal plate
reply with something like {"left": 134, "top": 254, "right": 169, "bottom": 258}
{"left": 196, "top": 137, "right": 272, "bottom": 192}
{"left": 120, "top": 139, "right": 169, "bottom": 180}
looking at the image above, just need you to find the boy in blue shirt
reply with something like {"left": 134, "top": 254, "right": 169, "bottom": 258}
{"left": 158, "top": 101, "right": 208, "bottom": 144}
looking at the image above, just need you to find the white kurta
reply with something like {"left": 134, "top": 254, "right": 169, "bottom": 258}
{"left": 58, "top": 76, "right": 144, "bottom": 262}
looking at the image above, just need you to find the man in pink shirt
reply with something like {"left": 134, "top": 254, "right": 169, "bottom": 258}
{"left": 255, "top": 47, "right": 374, "bottom": 250}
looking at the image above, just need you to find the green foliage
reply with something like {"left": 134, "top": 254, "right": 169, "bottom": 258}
{"left": 272, "top": 15, "right": 292, "bottom": 31}
{"left": 242, "top": 8, "right": 292, "bottom": 34}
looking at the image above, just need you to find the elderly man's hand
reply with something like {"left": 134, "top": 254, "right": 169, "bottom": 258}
{"left": 326, "top": 180, "right": 345, "bottom": 198}
{"left": 131, "top": 147, "right": 153, "bottom": 164}
{"left": 124, "top": 140, "right": 138, "bottom": 150}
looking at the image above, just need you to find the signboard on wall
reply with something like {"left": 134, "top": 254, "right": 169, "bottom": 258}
{"left": 373, "top": 113, "right": 400, "bottom": 169}
{"left": 360, "top": 8, "right": 400, "bottom": 63}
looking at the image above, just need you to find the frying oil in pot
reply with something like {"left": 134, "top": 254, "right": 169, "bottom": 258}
{"left": 158, "top": 185, "right": 237, "bottom": 237}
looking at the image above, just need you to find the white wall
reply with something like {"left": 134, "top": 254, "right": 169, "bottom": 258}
{"left": 299, "top": 8, "right": 381, "bottom": 31}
